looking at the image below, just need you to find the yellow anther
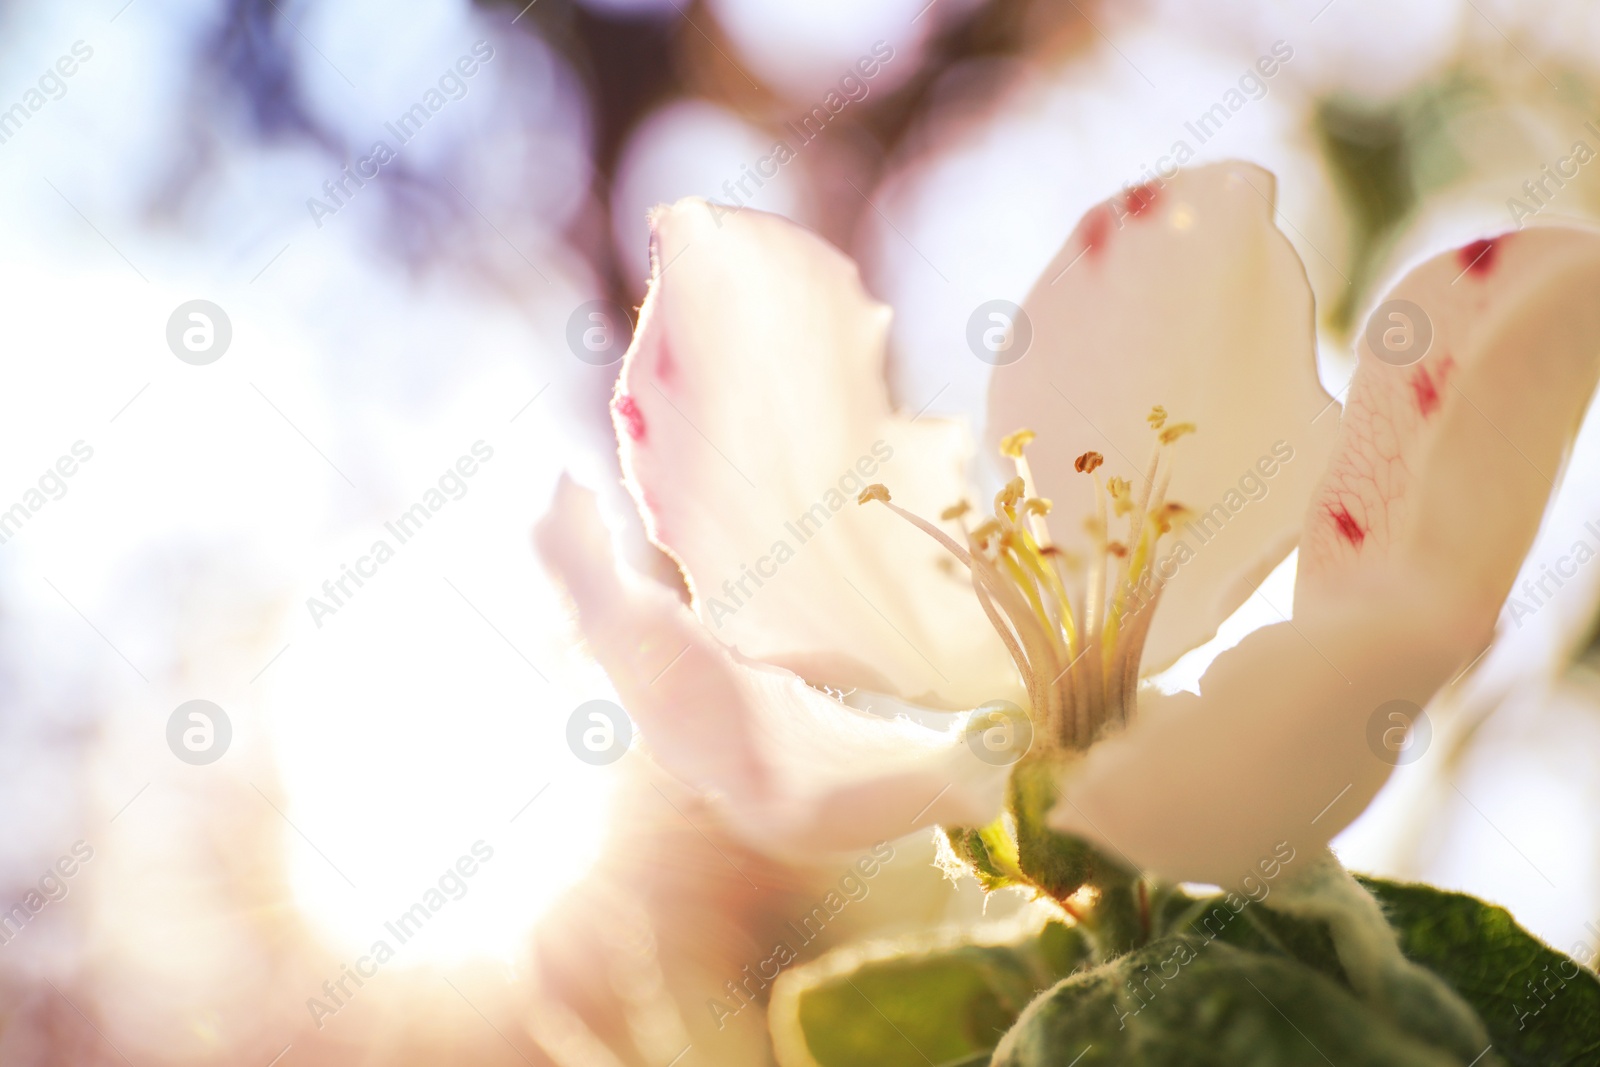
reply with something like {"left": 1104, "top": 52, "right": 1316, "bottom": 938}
{"left": 941, "top": 500, "right": 972, "bottom": 522}
{"left": 971, "top": 518, "right": 1004, "bottom": 546}
{"left": 1074, "top": 451, "right": 1104, "bottom": 474}
{"left": 999, "top": 428, "right": 1037, "bottom": 459}
{"left": 995, "top": 477, "right": 1026, "bottom": 513}
{"left": 1158, "top": 422, "right": 1197, "bottom": 445}
{"left": 858, "top": 483, "right": 892, "bottom": 505}
{"left": 1151, "top": 501, "right": 1194, "bottom": 534}
{"left": 1106, "top": 476, "right": 1133, "bottom": 516}
{"left": 1021, "top": 497, "right": 1052, "bottom": 518}
{"left": 1147, "top": 405, "right": 1168, "bottom": 430}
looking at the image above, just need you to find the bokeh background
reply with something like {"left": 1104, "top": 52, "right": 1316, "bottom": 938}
{"left": 2, "top": 0, "right": 1600, "bottom": 1062}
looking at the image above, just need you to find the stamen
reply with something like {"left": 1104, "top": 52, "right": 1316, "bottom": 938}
{"left": 968, "top": 549, "right": 1058, "bottom": 717}
{"left": 856, "top": 414, "right": 1195, "bottom": 755}
{"left": 941, "top": 500, "right": 972, "bottom": 522}
{"left": 1107, "top": 477, "right": 1133, "bottom": 517}
{"left": 861, "top": 490, "right": 970, "bottom": 567}
{"left": 997, "top": 533, "right": 1061, "bottom": 656}
{"left": 1011, "top": 523, "right": 1078, "bottom": 649}
{"left": 859, "top": 486, "right": 1048, "bottom": 692}
{"left": 1114, "top": 439, "right": 1162, "bottom": 623}
{"left": 969, "top": 566, "right": 1034, "bottom": 693}
{"left": 1152, "top": 501, "right": 1192, "bottom": 534}
{"left": 858, "top": 483, "right": 891, "bottom": 505}
{"left": 999, "top": 428, "right": 1037, "bottom": 458}
{"left": 1103, "top": 410, "right": 1196, "bottom": 729}
{"left": 1081, "top": 464, "right": 1110, "bottom": 660}
{"left": 1003, "top": 428, "right": 1057, "bottom": 558}
{"left": 1158, "top": 422, "right": 1196, "bottom": 445}
{"left": 994, "top": 477, "right": 1026, "bottom": 516}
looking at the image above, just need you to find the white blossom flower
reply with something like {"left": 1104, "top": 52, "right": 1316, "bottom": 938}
{"left": 536, "top": 161, "right": 1600, "bottom": 885}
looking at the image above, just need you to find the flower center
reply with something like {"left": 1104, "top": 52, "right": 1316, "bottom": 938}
{"left": 859, "top": 407, "right": 1194, "bottom": 751}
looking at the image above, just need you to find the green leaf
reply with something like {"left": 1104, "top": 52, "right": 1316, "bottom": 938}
{"left": 770, "top": 922, "right": 1091, "bottom": 1067}
{"left": 1238, "top": 898, "right": 1347, "bottom": 983}
{"left": 1166, "top": 878, "right": 1488, "bottom": 1062}
{"left": 1158, "top": 893, "right": 1293, "bottom": 957}
{"left": 992, "top": 935, "right": 1466, "bottom": 1066}
{"left": 1310, "top": 77, "right": 1475, "bottom": 336}
{"left": 1361, "top": 876, "right": 1600, "bottom": 1067}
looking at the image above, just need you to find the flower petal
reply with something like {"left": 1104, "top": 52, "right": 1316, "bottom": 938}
{"left": 616, "top": 198, "right": 1018, "bottom": 710}
{"left": 987, "top": 162, "right": 1338, "bottom": 670}
{"left": 535, "top": 478, "right": 1008, "bottom": 858}
{"left": 1049, "top": 576, "right": 1477, "bottom": 888}
{"left": 1052, "top": 224, "right": 1600, "bottom": 887}
{"left": 1296, "top": 226, "right": 1600, "bottom": 635}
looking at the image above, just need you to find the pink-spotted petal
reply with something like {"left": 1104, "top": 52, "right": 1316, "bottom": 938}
{"left": 615, "top": 199, "right": 1019, "bottom": 710}
{"left": 988, "top": 162, "right": 1338, "bottom": 673}
{"left": 535, "top": 478, "right": 1008, "bottom": 858}
{"left": 1055, "top": 223, "right": 1600, "bottom": 887}
{"left": 1297, "top": 226, "right": 1600, "bottom": 638}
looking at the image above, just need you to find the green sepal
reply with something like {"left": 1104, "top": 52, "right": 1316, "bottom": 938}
{"left": 1008, "top": 756, "right": 1127, "bottom": 903}
{"left": 1157, "top": 890, "right": 1346, "bottom": 986}
{"left": 768, "top": 920, "right": 1092, "bottom": 1067}
{"left": 942, "top": 816, "right": 1025, "bottom": 893}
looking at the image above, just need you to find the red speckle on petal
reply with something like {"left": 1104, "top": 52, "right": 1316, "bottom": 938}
{"left": 1123, "top": 182, "right": 1161, "bottom": 219}
{"left": 614, "top": 393, "right": 647, "bottom": 441}
{"left": 1329, "top": 505, "right": 1366, "bottom": 548}
{"left": 655, "top": 336, "right": 677, "bottom": 388}
{"left": 1078, "top": 206, "right": 1112, "bottom": 259}
{"left": 1436, "top": 352, "right": 1457, "bottom": 384}
{"left": 1458, "top": 238, "right": 1500, "bottom": 278}
{"left": 1409, "top": 365, "right": 1442, "bottom": 419}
